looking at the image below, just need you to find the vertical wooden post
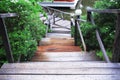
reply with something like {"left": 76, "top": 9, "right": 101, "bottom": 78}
{"left": 53, "top": 13, "right": 55, "bottom": 24}
{"left": 74, "top": 15, "right": 80, "bottom": 46}
{"left": 74, "top": 19, "right": 78, "bottom": 46}
{"left": 0, "top": 18, "right": 14, "bottom": 63}
{"left": 87, "top": 11, "right": 92, "bottom": 22}
{"left": 112, "top": 13, "right": 120, "bottom": 62}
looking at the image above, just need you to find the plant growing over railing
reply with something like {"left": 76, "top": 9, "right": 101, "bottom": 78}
{"left": 0, "top": 0, "right": 47, "bottom": 65}
{"left": 80, "top": 0, "right": 120, "bottom": 61}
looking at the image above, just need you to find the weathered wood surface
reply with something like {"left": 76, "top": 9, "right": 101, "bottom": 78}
{"left": 47, "top": 33, "right": 71, "bottom": 38}
{"left": 51, "top": 27, "right": 71, "bottom": 33}
{"left": 1, "top": 62, "right": 120, "bottom": 79}
{"left": 32, "top": 52, "right": 100, "bottom": 61}
{"left": 40, "top": 38, "right": 74, "bottom": 46}
{"left": 0, "top": 13, "right": 17, "bottom": 18}
{"left": 33, "top": 52, "right": 96, "bottom": 57}
{"left": 0, "top": 75, "right": 120, "bottom": 80}
{"left": 0, "top": 68, "right": 120, "bottom": 75}
{"left": 40, "top": 0, "right": 79, "bottom": 9}
{"left": 54, "top": 20, "right": 71, "bottom": 28}
{"left": 2, "top": 62, "right": 120, "bottom": 69}
{"left": 87, "top": 8, "right": 120, "bottom": 14}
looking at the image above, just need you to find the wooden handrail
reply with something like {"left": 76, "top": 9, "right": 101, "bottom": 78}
{"left": 86, "top": 8, "right": 120, "bottom": 62}
{"left": 76, "top": 20, "right": 86, "bottom": 51}
{"left": 0, "top": 13, "right": 18, "bottom": 18}
{"left": 0, "top": 13, "right": 18, "bottom": 63}
{"left": 87, "top": 10, "right": 111, "bottom": 63}
{"left": 87, "top": 7, "right": 120, "bottom": 14}
{"left": 43, "top": 6, "right": 71, "bottom": 15}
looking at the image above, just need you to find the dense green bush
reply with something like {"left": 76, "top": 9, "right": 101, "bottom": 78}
{"left": 81, "top": 22, "right": 99, "bottom": 51}
{"left": 0, "top": 0, "right": 47, "bottom": 65}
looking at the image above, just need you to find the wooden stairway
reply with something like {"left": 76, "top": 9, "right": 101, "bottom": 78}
{"left": 0, "top": 62, "right": 120, "bottom": 80}
{"left": 0, "top": 16, "right": 120, "bottom": 80}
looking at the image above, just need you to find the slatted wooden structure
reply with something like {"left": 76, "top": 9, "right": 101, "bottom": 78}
{"left": 39, "top": 0, "right": 79, "bottom": 9}
{"left": 0, "top": 8, "right": 120, "bottom": 80}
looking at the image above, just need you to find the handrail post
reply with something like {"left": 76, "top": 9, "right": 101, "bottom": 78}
{"left": 87, "top": 11, "right": 92, "bottom": 22}
{"left": 53, "top": 12, "right": 55, "bottom": 24}
{"left": 74, "top": 9, "right": 82, "bottom": 46}
{"left": 112, "top": 13, "right": 120, "bottom": 62}
{"left": 74, "top": 19, "right": 78, "bottom": 46}
{"left": 0, "top": 16, "right": 14, "bottom": 63}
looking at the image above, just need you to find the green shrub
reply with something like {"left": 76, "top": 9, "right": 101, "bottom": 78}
{"left": 80, "top": 0, "right": 120, "bottom": 60}
{"left": 96, "top": 50, "right": 112, "bottom": 60}
{"left": 81, "top": 22, "right": 99, "bottom": 51}
{"left": 0, "top": 0, "right": 46, "bottom": 65}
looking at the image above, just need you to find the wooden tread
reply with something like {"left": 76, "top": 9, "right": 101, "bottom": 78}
{"left": 47, "top": 33, "right": 71, "bottom": 38}
{"left": 2, "top": 62, "right": 120, "bottom": 69}
{"left": 40, "top": 38, "right": 74, "bottom": 46}
{"left": 32, "top": 52, "right": 100, "bottom": 62}
{"left": 0, "top": 62, "right": 120, "bottom": 80}
{"left": 0, "top": 75, "right": 120, "bottom": 80}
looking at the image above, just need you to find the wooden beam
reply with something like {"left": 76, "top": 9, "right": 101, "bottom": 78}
{"left": 74, "top": 19, "right": 78, "bottom": 46}
{"left": 0, "top": 18, "right": 14, "bottom": 63}
{"left": 87, "top": 8, "right": 120, "bottom": 14}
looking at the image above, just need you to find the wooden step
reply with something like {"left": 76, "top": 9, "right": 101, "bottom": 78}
{"left": 52, "top": 24, "right": 71, "bottom": 29}
{"left": 0, "top": 62, "right": 120, "bottom": 75}
{"left": 0, "top": 75, "right": 120, "bottom": 80}
{"left": 36, "top": 45, "right": 81, "bottom": 52}
{"left": 51, "top": 27, "right": 71, "bottom": 33}
{"left": 47, "top": 33, "right": 71, "bottom": 38}
{"left": 0, "top": 67, "right": 120, "bottom": 75}
{"left": 39, "top": 38, "right": 74, "bottom": 46}
{"left": 1, "top": 62, "right": 119, "bottom": 80}
{"left": 55, "top": 19, "right": 71, "bottom": 28}
{"left": 32, "top": 52, "right": 100, "bottom": 62}
{"left": 2, "top": 62, "right": 120, "bottom": 69}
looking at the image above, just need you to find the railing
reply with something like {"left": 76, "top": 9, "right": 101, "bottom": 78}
{"left": 42, "top": 6, "right": 72, "bottom": 31}
{"left": 0, "top": 13, "right": 18, "bottom": 63}
{"left": 42, "top": 6, "right": 87, "bottom": 52}
{"left": 87, "top": 7, "right": 120, "bottom": 63}
{"left": 74, "top": 17, "right": 86, "bottom": 51}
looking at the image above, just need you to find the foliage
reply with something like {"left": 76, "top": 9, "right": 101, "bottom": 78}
{"left": 93, "top": 0, "right": 120, "bottom": 59}
{"left": 96, "top": 50, "right": 112, "bottom": 60}
{"left": 0, "top": 0, "right": 47, "bottom": 65}
{"left": 81, "top": 22, "right": 99, "bottom": 51}
{"left": 80, "top": 0, "right": 120, "bottom": 60}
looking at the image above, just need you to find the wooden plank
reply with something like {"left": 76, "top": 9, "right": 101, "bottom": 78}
{"left": 2, "top": 62, "right": 120, "bottom": 69}
{"left": 87, "top": 7, "right": 120, "bottom": 14}
{"left": 47, "top": 33, "right": 71, "bottom": 38}
{"left": 39, "top": 38, "right": 74, "bottom": 46}
{"left": 33, "top": 52, "right": 95, "bottom": 57}
{"left": 0, "top": 13, "right": 17, "bottom": 18}
{"left": 55, "top": 20, "right": 71, "bottom": 28}
{"left": 32, "top": 52, "right": 100, "bottom": 61}
{"left": 0, "top": 75, "right": 120, "bottom": 80}
{"left": 0, "top": 68, "right": 120, "bottom": 75}
{"left": 32, "top": 57, "right": 99, "bottom": 62}
{"left": 52, "top": 28, "right": 71, "bottom": 32}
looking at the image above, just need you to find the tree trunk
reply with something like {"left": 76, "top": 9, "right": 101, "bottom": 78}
{"left": 112, "top": 13, "right": 120, "bottom": 62}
